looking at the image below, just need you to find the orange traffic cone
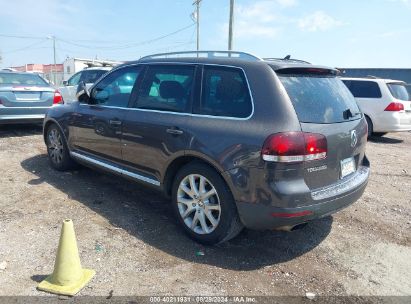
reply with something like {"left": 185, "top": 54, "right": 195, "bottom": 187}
{"left": 37, "top": 219, "right": 95, "bottom": 296}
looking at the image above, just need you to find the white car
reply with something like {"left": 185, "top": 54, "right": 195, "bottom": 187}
{"left": 59, "top": 67, "right": 111, "bottom": 103}
{"left": 341, "top": 77, "right": 411, "bottom": 137}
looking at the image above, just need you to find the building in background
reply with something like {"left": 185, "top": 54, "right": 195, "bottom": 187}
{"left": 340, "top": 68, "right": 411, "bottom": 94}
{"left": 9, "top": 63, "right": 64, "bottom": 85}
{"left": 63, "top": 57, "right": 122, "bottom": 81}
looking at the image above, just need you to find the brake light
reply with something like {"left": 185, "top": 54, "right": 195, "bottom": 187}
{"left": 262, "top": 132, "right": 327, "bottom": 163}
{"left": 384, "top": 102, "right": 404, "bottom": 111}
{"left": 53, "top": 90, "right": 64, "bottom": 105}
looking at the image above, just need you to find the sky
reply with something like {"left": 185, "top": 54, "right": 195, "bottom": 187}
{"left": 0, "top": 0, "right": 410, "bottom": 68}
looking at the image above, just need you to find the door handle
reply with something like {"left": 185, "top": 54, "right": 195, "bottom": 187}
{"left": 166, "top": 127, "right": 184, "bottom": 135}
{"left": 109, "top": 119, "right": 122, "bottom": 126}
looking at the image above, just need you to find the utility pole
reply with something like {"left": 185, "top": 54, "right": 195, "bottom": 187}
{"left": 52, "top": 36, "right": 57, "bottom": 85}
{"left": 193, "top": 0, "right": 201, "bottom": 51}
{"left": 48, "top": 35, "right": 57, "bottom": 85}
{"left": 228, "top": 0, "right": 235, "bottom": 51}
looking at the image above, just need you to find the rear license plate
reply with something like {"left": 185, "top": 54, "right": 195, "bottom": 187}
{"left": 340, "top": 157, "right": 356, "bottom": 179}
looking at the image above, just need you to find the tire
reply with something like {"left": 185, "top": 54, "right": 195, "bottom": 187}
{"left": 45, "top": 124, "right": 76, "bottom": 171}
{"left": 365, "top": 116, "right": 373, "bottom": 138}
{"left": 171, "top": 162, "right": 243, "bottom": 245}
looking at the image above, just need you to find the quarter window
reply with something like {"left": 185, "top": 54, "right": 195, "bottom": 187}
{"left": 196, "top": 66, "right": 252, "bottom": 118}
{"left": 135, "top": 65, "right": 195, "bottom": 113}
{"left": 90, "top": 66, "right": 141, "bottom": 107}
{"left": 344, "top": 80, "right": 382, "bottom": 98}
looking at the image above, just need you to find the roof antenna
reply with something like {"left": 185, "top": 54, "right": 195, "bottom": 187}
{"left": 284, "top": 55, "right": 291, "bottom": 60}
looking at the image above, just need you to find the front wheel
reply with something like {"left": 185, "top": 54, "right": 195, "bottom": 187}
{"left": 171, "top": 163, "right": 243, "bottom": 245}
{"left": 46, "top": 124, "right": 76, "bottom": 171}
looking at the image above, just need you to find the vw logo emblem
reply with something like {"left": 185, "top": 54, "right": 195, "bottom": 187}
{"left": 351, "top": 130, "right": 358, "bottom": 147}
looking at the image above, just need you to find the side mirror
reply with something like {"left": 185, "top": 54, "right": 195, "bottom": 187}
{"left": 76, "top": 81, "right": 90, "bottom": 103}
{"left": 62, "top": 80, "right": 68, "bottom": 86}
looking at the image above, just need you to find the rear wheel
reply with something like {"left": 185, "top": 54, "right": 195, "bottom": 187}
{"left": 46, "top": 124, "right": 76, "bottom": 171}
{"left": 171, "top": 163, "right": 243, "bottom": 245}
{"left": 365, "top": 116, "right": 373, "bottom": 138}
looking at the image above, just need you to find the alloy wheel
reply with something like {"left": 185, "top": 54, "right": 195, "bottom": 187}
{"left": 177, "top": 174, "right": 221, "bottom": 234}
{"left": 48, "top": 129, "right": 64, "bottom": 164}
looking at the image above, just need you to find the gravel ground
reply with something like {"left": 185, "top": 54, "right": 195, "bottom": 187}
{"left": 0, "top": 125, "right": 410, "bottom": 298}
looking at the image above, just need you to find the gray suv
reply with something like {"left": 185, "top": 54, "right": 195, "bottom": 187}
{"left": 43, "top": 51, "right": 370, "bottom": 245}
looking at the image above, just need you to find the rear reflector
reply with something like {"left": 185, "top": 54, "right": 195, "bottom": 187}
{"left": 53, "top": 90, "right": 64, "bottom": 105}
{"left": 271, "top": 210, "right": 313, "bottom": 218}
{"left": 262, "top": 132, "right": 327, "bottom": 163}
{"left": 384, "top": 102, "right": 404, "bottom": 111}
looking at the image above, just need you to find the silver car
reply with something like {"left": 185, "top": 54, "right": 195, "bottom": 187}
{"left": 0, "top": 72, "right": 61, "bottom": 124}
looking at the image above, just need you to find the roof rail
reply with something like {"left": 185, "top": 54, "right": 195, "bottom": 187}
{"left": 263, "top": 57, "right": 311, "bottom": 64}
{"left": 139, "top": 50, "right": 262, "bottom": 61}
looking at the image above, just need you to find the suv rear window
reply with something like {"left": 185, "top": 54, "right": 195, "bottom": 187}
{"left": 0, "top": 73, "right": 48, "bottom": 86}
{"left": 343, "top": 80, "right": 382, "bottom": 98}
{"left": 387, "top": 83, "right": 410, "bottom": 101}
{"left": 195, "top": 66, "right": 252, "bottom": 118}
{"left": 279, "top": 76, "right": 361, "bottom": 124}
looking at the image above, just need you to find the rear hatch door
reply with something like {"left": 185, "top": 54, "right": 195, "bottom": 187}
{"left": 0, "top": 73, "right": 54, "bottom": 107}
{"left": 277, "top": 67, "right": 368, "bottom": 190}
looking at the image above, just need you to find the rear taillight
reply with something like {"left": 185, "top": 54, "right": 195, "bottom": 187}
{"left": 262, "top": 132, "right": 327, "bottom": 163}
{"left": 53, "top": 90, "right": 64, "bottom": 105}
{"left": 384, "top": 102, "right": 404, "bottom": 111}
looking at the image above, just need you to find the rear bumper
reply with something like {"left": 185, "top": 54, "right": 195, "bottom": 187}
{"left": 373, "top": 111, "right": 411, "bottom": 132}
{"left": 235, "top": 166, "right": 370, "bottom": 230}
{"left": 0, "top": 114, "right": 45, "bottom": 124}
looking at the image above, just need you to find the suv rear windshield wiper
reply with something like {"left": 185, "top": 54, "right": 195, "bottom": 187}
{"left": 343, "top": 109, "right": 361, "bottom": 120}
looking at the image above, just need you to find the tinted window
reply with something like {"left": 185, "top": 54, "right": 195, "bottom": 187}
{"left": 279, "top": 76, "right": 361, "bottom": 124}
{"left": 196, "top": 66, "right": 252, "bottom": 118}
{"left": 67, "top": 72, "right": 81, "bottom": 86}
{"left": 345, "top": 80, "right": 382, "bottom": 98}
{"left": 136, "top": 65, "right": 195, "bottom": 113}
{"left": 387, "top": 83, "right": 410, "bottom": 101}
{"left": 81, "top": 70, "right": 107, "bottom": 84}
{"left": 0, "top": 73, "right": 48, "bottom": 86}
{"left": 90, "top": 66, "right": 141, "bottom": 107}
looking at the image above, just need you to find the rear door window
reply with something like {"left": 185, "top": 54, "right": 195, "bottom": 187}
{"left": 344, "top": 80, "right": 382, "bottom": 98}
{"left": 387, "top": 83, "right": 410, "bottom": 101}
{"left": 279, "top": 75, "right": 361, "bottom": 124}
{"left": 135, "top": 65, "right": 195, "bottom": 113}
{"left": 195, "top": 66, "right": 252, "bottom": 118}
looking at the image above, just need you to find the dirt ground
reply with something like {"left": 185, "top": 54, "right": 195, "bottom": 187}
{"left": 0, "top": 125, "right": 410, "bottom": 298}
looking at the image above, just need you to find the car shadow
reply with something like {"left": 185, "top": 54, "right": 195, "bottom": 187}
{"left": 21, "top": 154, "right": 333, "bottom": 271}
{"left": 369, "top": 135, "right": 404, "bottom": 144}
{"left": 0, "top": 124, "right": 43, "bottom": 138}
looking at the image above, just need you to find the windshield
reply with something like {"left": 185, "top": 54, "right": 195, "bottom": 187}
{"left": 387, "top": 83, "right": 410, "bottom": 101}
{"left": 0, "top": 73, "right": 49, "bottom": 86}
{"left": 279, "top": 75, "right": 361, "bottom": 124}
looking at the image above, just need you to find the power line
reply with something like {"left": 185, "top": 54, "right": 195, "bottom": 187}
{"left": 57, "top": 23, "right": 195, "bottom": 50}
{"left": 2, "top": 39, "right": 48, "bottom": 54}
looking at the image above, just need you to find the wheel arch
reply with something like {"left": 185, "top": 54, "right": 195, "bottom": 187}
{"left": 43, "top": 119, "right": 70, "bottom": 147}
{"left": 163, "top": 153, "right": 233, "bottom": 199}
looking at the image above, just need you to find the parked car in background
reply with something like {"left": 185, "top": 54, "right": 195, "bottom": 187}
{"left": 0, "top": 71, "right": 63, "bottom": 124}
{"left": 43, "top": 51, "right": 370, "bottom": 244}
{"left": 342, "top": 77, "right": 411, "bottom": 137}
{"left": 59, "top": 67, "right": 111, "bottom": 103}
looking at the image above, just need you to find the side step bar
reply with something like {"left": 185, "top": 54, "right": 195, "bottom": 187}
{"left": 70, "top": 151, "right": 161, "bottom": 186}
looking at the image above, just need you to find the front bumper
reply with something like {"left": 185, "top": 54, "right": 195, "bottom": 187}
{"left": 236, "top": 166, "right": 370, "bottom": 230}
